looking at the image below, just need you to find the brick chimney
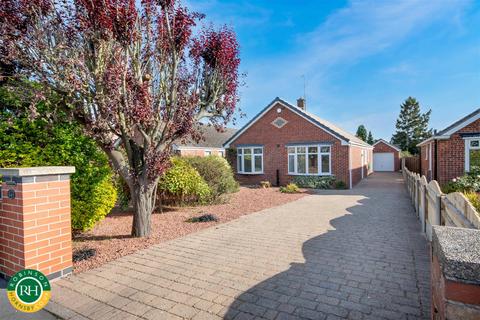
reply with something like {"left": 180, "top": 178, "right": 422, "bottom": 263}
{"left": 297, "top": 98, "right": 306, "bottom": 110}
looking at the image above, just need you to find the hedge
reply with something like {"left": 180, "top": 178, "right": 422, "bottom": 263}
{"left": 292, "top": 176, "right": 336, "bottom": 189}
{"left": 184, "top": 155, "right": 239, "bottom": 200}
{"left": 0, "top": 84, "right": 117, "bottom": 231}
{"left": 158, "top": 157, "right": 211, "bottom": 204}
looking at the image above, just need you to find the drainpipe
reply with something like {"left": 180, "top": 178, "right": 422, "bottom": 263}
{"left": 434, "top": 139, "right": 438, "bottom": 181}
{"left": 348, "top": 146, "right": 352, "bottom": 189}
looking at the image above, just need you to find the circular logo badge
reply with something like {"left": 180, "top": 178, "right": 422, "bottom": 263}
{"left": 7, "top": 269, "right": 51, "bottom": 313}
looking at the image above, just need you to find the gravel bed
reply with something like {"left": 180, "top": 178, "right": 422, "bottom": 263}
{"left": 73, "top": 187, "right": 306, "bottom": 273}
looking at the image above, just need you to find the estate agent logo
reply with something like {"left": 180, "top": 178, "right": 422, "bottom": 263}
{"left": 7, "top": 269, "right": 51, "bottom": 313}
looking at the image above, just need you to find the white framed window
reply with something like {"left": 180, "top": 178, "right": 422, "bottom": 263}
{"left": 219, "top": 151, "right": 224, "bottom": 157}
{"left": 205, "top": 150, "right": 212, "bottom": 156}
{"left": 465, "top": 138, "right": 480, "bottom": 172}
{"left": 288, "top": 145, "right": 331, "bottom": 175}
{"left": 237, "top": 147, "right": 263, "bottom": 174}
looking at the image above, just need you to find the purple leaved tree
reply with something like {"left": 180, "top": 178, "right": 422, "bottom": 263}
{"left": 0, "top": 0, "right": 240, "bottom": 237}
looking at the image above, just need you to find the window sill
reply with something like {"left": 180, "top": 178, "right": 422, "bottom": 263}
{"left": 287, "top": 173, "right": 332, "bottom": 176}
{"left": 237, "top": 172, "right": 264, "bottom": 175}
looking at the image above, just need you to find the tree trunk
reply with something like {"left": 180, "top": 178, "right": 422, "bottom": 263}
{"left": 130, "top": 182, "right": 156, "bottom": 237}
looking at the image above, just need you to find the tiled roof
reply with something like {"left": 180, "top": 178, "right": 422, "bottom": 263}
{"left": 417, "top": 107, "right": 480, "bottom": 146}
{"left": 436, "top": 108, "right": 480, "bottom": 136}
{"left": 300, "top": 105, "right": 371, "bottom": 147}
{"left": 224, "top": 97, "right": 371, "bottom": 148}
{"left": 177, "top": 125, "right": 237, "bottom": 148}
{"left": 373, "top": 139, "right": 401, "bottom": 151}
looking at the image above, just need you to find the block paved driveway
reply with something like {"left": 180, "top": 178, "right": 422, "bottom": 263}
{"left": 44, "top": 172, "right": 430, "bottom": 320}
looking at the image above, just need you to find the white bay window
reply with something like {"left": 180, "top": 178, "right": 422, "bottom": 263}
{"left": 237, "top": 147, "right": 263, "bottom": 174}
{"left": 465, "top": 138, "right": 480, "bottom": 172}
{"left": 288, "top": 145, "right": 331, "bottom": 175}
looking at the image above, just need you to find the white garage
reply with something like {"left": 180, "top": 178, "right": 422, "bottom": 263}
{"left": 372, "top": 139, "right": 401, "bottom": 172}
{"left": 373, "top": 152, "right": 395, "bottom": 172}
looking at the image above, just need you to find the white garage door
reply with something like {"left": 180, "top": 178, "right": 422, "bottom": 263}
{"left": 373, "top": 153, "right": 394, "bottom": 172}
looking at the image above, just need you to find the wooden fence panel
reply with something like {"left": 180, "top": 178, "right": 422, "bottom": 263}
{"left": 419, "top": 176, "right": 428, "bottom": 233}
{"left": 402, "top": 158, "right": 480, "bottom": 240}
{"left": 442, "top": 193, "right": 480, "bottom": 229}
{"left": 425, "top": 180, "right": 442, "bottom": 241}
{"left": 404, "top": 156, "right": 420, "bottom": 174}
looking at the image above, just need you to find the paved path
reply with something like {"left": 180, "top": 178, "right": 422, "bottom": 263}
{"left": 43, "top": 172, "right": 430, "bottom": 320}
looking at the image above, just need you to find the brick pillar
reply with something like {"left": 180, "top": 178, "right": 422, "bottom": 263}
{"left": 431, "top": 226, "right": 480, "bottom": 320}
{"left": 0, "top": 166, "right": 75, "bottom": 280}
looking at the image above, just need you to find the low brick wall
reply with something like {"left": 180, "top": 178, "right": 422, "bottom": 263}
{"left": 0, "top": 166, "right": 75, "bottom": 280}
{"left": 431, "top": 226, "right": 480, "bottom": 319}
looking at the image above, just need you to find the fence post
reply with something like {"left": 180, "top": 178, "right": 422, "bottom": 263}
{"left": 435, "top": 194, "right": 442, "bottom": 228}
{"left": 420, "top": 183, "right": 427, "bottom": 233}
{"left": 415, "top": 176, "right": 420, "bottom": 215}
{"left": 413, "top": 174, "right": 418, "bottom": 213}
{"left": 411, "top": 175, "right": 415, "bottom": 202}
{"left": 426, "top": 181, "right": 443, "bottom": 241}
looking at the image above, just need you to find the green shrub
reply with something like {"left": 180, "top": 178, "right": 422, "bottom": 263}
{"left": 159, "top": 157, "right": 211, "bottom": 204}
{"left": 280, "top": 183, "right": 300, "bottom": 193}
{"left": 465, "top": 192, "right": 480, "bottom": 213}
{"left": 184, "top": 156, "right": 239, "bottom": 199}
{"left": 292, "top": 176, "right": 335, "bottom": 189}
{"left": 441, "top": 167, "right": 480, "bottom": 193}
{"left": 442, "top": 181, "right": 459, "bottom": 194}
{"left": 400, "top": 150, "right": 413, "bottom": 158}
{"left": 0, "top": 122, "right": 118, "bottom": 231}
{"left": 335, "top": 180, "right": 347, "bottom": 189}
{"left": 0, "top": 84, "right": 117, "bottom": 232}
{"left": 72, "top": 174, "right": 117, "bottom": 231}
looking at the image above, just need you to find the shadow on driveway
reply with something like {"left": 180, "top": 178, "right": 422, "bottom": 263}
{"left": 224, "top": 173, "right": 431, "bottom": 319}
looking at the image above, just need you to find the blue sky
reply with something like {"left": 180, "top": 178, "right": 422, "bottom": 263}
{"left": 189, "top": 0, "right": 480, "bottom": 140}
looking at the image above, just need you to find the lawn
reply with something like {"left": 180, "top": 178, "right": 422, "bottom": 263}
{"left": 72, "top": 187, "right": 306, "bottom": 272}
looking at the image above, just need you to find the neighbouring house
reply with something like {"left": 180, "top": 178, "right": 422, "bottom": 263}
{"left": 418, "top": 108, "right": 480, "bottom": 184}
{"left": 372, "top": 139, "right": 401, "bottom": 172}
{"left": 173, "top": 125, "right": 237, "bottom": 157}
{"left": 223, "top": 97, "right": 373, "bottom": 188}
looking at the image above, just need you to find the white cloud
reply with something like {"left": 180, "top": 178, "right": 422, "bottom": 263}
{"left": 248, "top": 0, "right": 469, "bottom": 77}
{"left": 187, "top": 0, "right": 474, "bottom": 138}
{"left": 237, "top": 0, "right": 472, "bottom": 138}
{"left": 295, "top": 0, "right": 468, "bottom": 70}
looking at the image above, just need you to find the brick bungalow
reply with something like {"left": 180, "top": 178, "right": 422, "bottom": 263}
{"left": 372, "top": 139, "right": 401, "bottom": 172}
{"left": 173, "top": 125, "right": 237, "bottom": 157}
{"left": 418, "top": 108, "right": 480, "bottom": 184}
{"left": 223, "top": 97, "right": 373, "bottom": 188}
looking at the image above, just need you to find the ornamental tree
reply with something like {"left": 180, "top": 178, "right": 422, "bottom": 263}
{"left": 367, "top": 131, "right": 374, "bottom": 145}
{"left": 391, "top": 97, "right": 432, "bottom": 154}
{"left": 355, "top": 125, "right": 367, "bottom": 142}
{"left": 0, "top": 0, "right": 240, "bottom": 237}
